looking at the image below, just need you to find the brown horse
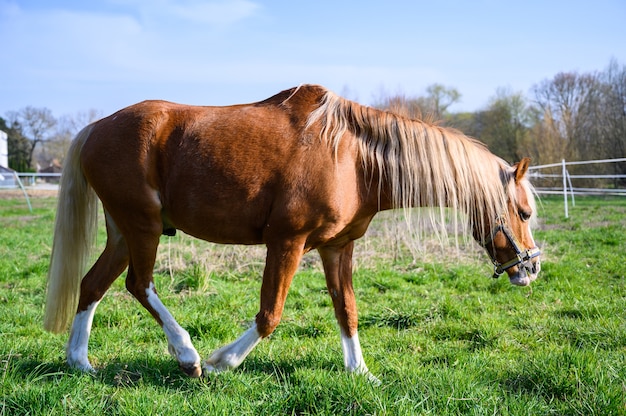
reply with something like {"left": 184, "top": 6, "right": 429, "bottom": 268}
{"left": 43, "top": 85, "right": 540, "bottom": 381}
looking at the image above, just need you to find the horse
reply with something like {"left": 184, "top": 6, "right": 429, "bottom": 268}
{"left": 43, "top": 84, "right": 541, "bottom": 381}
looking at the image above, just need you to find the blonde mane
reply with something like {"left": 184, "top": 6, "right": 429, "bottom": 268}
{"left": 307, "top": 89, "right": 515, "bottom": 242}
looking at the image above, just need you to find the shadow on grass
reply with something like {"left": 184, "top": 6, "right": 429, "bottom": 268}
{"left": 5, "top": 352, "right": 342, "bottom": 391}
{"left": 4, "top": 354, "right": 190, "bottom": 390}
{"left": 4, "top": 357, "right": 70, "bottom": 383}
{"left": 239, "top": 354, "right": 340, "bottom": 379}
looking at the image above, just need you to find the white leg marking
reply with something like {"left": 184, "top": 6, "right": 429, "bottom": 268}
{"left": 145, "top": 283, "right": 201, "bottom": 375}
{"left": 203, "top": 323, "right": 262, "bottom": 374}
{"left": 67, "top": 301, "right": 99, "bottom": 372}
{"left": 341, "top": 330, "right": 381, "bottom": 385}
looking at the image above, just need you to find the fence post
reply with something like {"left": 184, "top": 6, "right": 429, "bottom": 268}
{"left": 567, "top": 169, "right": 575, "bottom": 207}
{"left": 12, "top": 171, "right": 33, "bottom": 213}
{"left": 562, "top": 159, "right": 569, "bottom": 218}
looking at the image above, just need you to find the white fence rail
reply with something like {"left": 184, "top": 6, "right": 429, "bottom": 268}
{"left": 528, "top": 158, "right": 626, "bottom": 218}
{"left": 15, "top": 172, "right": 61, "bottom": 186}
{"left": 0, "top": 173, "right": 61, "bottom": 212}
{"left": 3, "top": 161, "right": 626, "bottom": 218}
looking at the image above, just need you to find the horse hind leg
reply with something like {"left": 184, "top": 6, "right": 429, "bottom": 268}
{"left": 139, "top": 278, "right": 202, "bottom": 377}
{"left": 120, "top": 210, "right": 202, "bottom": 377}
{"left": 67, "top": 212, "right": 130, "bottom": 372}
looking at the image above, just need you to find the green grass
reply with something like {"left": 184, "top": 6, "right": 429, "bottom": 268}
{"left": 1, "top": 193, "right": 625, "bottom": 415}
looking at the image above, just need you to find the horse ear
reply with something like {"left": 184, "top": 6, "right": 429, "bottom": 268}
{"left": 514, "top": 157, "right": 531, "bottom": 183}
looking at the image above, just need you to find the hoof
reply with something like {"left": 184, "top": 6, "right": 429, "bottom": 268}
{"left": 201, "top": 361, "right": 223, "bottom": 376}
{"left": 180, "top": 363, "right": 202, "bottom": 378}
{"left": 365, "top": 372, "right": 382, "bottom": 386}
{"left": 67, "top": 358, "right": 96, "bottom": 374}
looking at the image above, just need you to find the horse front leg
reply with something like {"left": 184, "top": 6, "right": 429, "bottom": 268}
{"left": 319, "top": 242, "right": 380, "bottom": 385}
{"left": 203, "top": 237, "right": 305, "bottom": 374}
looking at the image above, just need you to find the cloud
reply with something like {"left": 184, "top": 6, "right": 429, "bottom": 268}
{"left": 0, "top": 6, "right": 144, "bottom": 79}
{"left": 162, "top": 0, "right": 260, "bottom": 25}
{"left": 0, "top": 1, "right": 262, "bottom": 86}
{"left": 0, "top": 0, "right": 440, "bottom": 114}
{"left": 107, "top": 0, "right": 261, "bottom": 26}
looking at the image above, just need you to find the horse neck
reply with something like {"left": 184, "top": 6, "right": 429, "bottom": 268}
{"left": 357, "top": 116, "right": 508, "bottom": 240}
{"left": 307, "top": 90, "right": 508, "bottom": 235}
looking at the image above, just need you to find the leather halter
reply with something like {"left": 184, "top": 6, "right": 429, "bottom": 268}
{"left": 483, "top": 216, "right": 541, "bottom": 279}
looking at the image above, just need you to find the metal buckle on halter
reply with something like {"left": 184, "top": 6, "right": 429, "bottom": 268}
{"left": 492, "top": 246, "right": 541, "bottom": 278}
{"left": 484, "top": 217, "right": 541, "bottom": 279}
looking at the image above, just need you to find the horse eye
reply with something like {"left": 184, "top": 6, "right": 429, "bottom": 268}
{"left": 519, "top": 211, "right": 532, "bottom": 222}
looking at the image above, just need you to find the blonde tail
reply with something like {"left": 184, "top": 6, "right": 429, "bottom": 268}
{"left": 43, "top": 124, "right": 99, "bottom": 333}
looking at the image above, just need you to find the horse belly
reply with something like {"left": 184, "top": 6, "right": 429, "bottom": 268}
{"left": 159, "top": 137, "right": 294, "bottom": 245}
{"left": 161, "top": 190, "right": 270, "bottom": 245}
{"left": 175, "top": 216, "right": 266, "bottom": 245}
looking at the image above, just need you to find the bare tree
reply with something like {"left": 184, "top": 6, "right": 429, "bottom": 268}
{"left": 38, "top": 109, "right": 102, "bottom": 167}
{"left": 529, "top": 64, "right": 626, "bottom": 186}
{"left": 477, "top": 88, "right": 531, "bottom": 163}
{"left": 597, "top": 59, "right": 626, "bottom": 184}
{"left": 6, "top": 106, "right": 57, "bottom": 170}
{"left": 372, "top": 83, "right": 461, "bottom": 122}
{"left": 424, "top": 83, "right": 461, "bottom": 119}
{"left": 531, "top": 72, "right": 601, "bottom": 162}
{"left": 374, "top": 93, "right": 425, "bottom": 120}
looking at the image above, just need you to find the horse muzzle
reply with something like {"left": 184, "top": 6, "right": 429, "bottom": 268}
{"left": 506, "top": 255, "right": 541, "bottom": 286}
{"left": 484, "top": 218, "right": 541, "bottom": 286}
{"left": 494, "top": 246, "right": 541, "bottom": 286}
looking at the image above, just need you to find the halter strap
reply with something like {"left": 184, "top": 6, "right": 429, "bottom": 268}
{"left": 483, "top": 216, "right": 541, "bottom": 278}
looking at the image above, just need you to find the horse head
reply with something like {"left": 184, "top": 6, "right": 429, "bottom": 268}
{"left": 482, "top": 158, "right": 541, "bottom": 286}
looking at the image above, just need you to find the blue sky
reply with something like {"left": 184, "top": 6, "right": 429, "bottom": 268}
{"left": 1, "top": 0, "right": 625, "bottom": 119}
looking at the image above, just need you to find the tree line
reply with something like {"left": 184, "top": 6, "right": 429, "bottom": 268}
{"left": 375, "top": 59, "right": 626, "bottom": 188}
{"left": 2, "top": 59, "right": 625, "bottom": 186}
{"left": 0, "top": 108, "right": 100, "bottom": 172}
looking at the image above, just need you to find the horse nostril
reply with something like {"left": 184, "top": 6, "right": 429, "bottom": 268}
{"left": 529, "top": 260, "right": 540, "bottom": 275}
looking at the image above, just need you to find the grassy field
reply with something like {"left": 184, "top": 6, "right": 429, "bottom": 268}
{"left": 0, "top": 191, "right": 624, "bottom": 415}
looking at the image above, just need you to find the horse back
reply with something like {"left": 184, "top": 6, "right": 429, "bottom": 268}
{"left": 79, "top": 86, "right": 367, "bottom": 247}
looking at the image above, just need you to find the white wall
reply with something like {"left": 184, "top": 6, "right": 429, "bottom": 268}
{"left": 0, "top": 130, "right": 7, "bottom": 168}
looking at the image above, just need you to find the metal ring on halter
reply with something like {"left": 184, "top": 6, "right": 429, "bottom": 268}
{"left": 483, "top": 216, "right": 541, "bottom": 279}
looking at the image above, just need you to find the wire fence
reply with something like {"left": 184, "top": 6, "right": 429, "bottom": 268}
{"left": 3, "top": 159, "right": 626, "bottom": 218}
{"left": 0, "top": 172, "right": 61, "bottom": 212}
{"left": 528, "top": 157, "right": 626, "bottom": 217}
